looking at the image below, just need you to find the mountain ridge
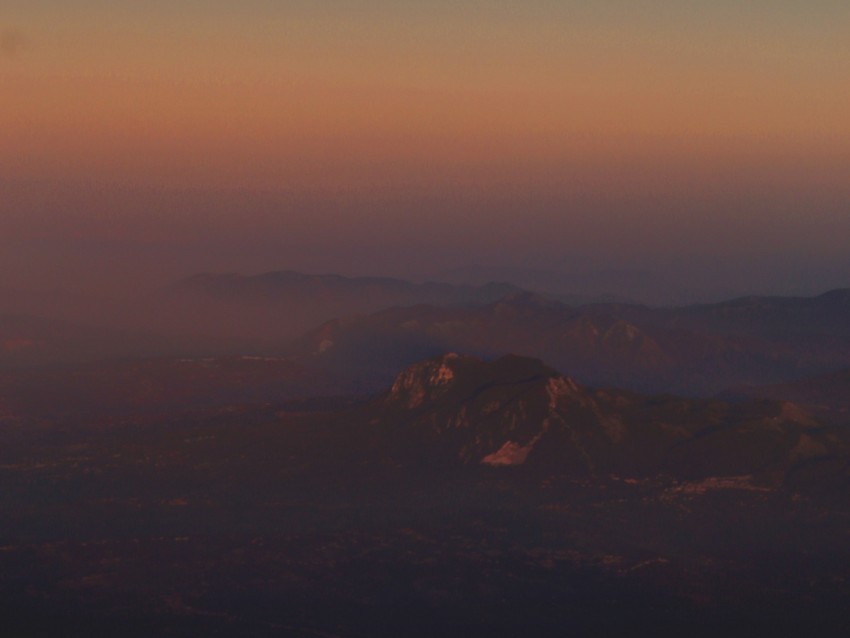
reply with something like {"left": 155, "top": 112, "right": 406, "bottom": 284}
{"left": 296, "top": 288, "right": 850, "bottom": 396}
{"left": 364, "top": 352, "right": 842, "bottom": 484}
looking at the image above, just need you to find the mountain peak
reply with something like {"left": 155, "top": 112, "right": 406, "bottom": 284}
{"left": 386, "top": 353, "right": 564, "bottom": 411}
{"left": 387, "top": 353, "right": 467, "bottom": 409}
{"left": 382, "top": 354, "right": 589, "bottom": 467}
{"left": 376, "top": 353, "right": 835, "bottom": 478}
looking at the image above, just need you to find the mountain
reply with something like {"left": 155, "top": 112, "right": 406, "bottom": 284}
{"left": 296, "top": 289, "right": 850, "bottom": 395}
{"left": 366, "top": 353, "right": 844, "bottom": 485}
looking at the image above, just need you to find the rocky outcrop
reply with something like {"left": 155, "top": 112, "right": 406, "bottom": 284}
{"left": 376, "top": 353, "right": 842, "bottom": 481}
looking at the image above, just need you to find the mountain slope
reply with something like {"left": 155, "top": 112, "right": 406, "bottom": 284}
{"left": 365, "top": 353, "right": 845, "bottom": 485}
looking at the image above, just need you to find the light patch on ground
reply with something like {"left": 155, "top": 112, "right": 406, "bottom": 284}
{"left": 481, "top": 434, "right": 542, "bottom": 466}
{"left": 666, "top": 475, "right": 772, "bottom": 496}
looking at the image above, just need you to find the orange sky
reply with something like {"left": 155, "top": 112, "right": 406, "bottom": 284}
{"left": 4, "top": 2, "right": 850, "bottom": 190}
{"left": 2, "top": 2, "right": 849, "bottom": 300}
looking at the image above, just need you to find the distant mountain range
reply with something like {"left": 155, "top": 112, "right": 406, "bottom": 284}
{"left": 432, "top": 265, "right": 648, "bottom": 304}
{"left": 296, "top": 289, "right": 850, "bottom": 396}
{"left": 5, "top": 271, "right": 850, "bottom": 399}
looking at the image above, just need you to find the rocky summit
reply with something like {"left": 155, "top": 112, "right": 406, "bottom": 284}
{"left": 375, "top": 353, "right": 847, "bottom": 484}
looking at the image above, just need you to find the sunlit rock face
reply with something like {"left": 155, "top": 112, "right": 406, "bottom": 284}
{"left": 387, "top": 353, "right": 462, "bottom": 409}
{"left": 382, "top": 353, "right": 601, "bottom": 468}
{"left": 481, "top": 436, "right": 542, "bottom": 467}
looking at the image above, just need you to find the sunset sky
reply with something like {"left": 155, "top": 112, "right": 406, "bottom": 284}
{"left": 2, "top": 1, "right": 849, "bottom": 301}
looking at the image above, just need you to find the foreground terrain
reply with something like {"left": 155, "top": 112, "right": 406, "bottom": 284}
{"left": 2, "top": 354, "right": 850, "bottom": 636}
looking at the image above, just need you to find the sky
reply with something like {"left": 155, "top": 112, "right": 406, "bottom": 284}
{"left": 2, "top": 1, "right": 850, "bottom": 302}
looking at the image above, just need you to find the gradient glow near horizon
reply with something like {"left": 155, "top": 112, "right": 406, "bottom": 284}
{"left": 2, "top": 1, "right": 850, "bottom": 299}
